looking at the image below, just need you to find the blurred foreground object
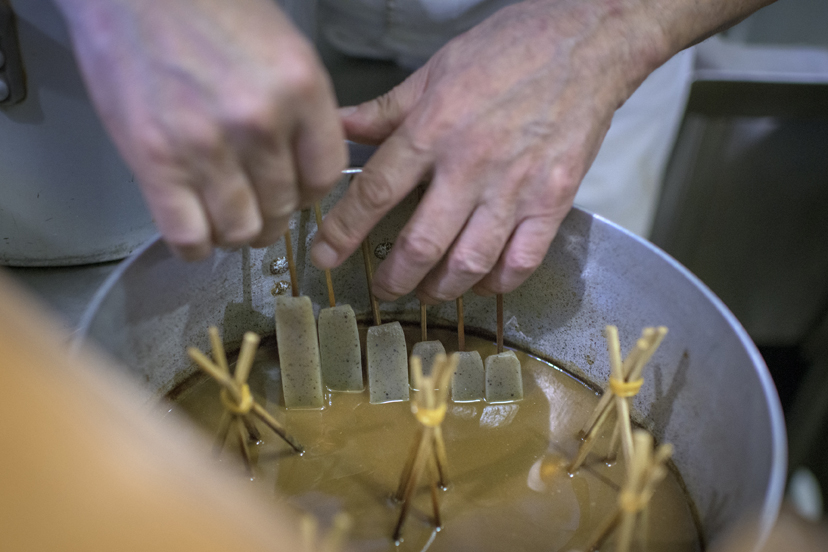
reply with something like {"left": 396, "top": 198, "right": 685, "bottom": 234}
{"left": 0, "top": 269, "right": 302, "bottom": 552}
{"left": 712, "top": 504, "right": 828, "bottom": 552}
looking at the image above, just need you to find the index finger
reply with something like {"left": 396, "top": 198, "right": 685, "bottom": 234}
{"left": 310, "top": 132, "right": 431, "bottom": 270}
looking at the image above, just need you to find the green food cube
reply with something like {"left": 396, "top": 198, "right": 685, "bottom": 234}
{"left": 275, "top": 295, "right": 324, "bottom": 408}
{"left": 485, "top": 350, "right": 523, "bottom": 403}
{"left": 452, "top": 350, "right": 485, "bottom": 402}
{"left": 367, "top": 322, "right": 409, "bottom": 404}
{"left": 410, "top": 340, "right": 445, "bottom": 387}
{"left": 318, "top": 305, "right": 363, "bottom": 392}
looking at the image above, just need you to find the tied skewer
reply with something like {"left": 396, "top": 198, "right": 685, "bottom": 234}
{"left": 393, "top": 353, "right": 459, "bottom": 542}
{"left": 188, "top": 328, "right": 304, "bottom": 471}
{"left": 585, "top": 431, "right": 673, "bottom": 552}
{"left": 496, "top": 294, "right": 504, "bottom": 354}
{"left": 569, "top": 326, "right": 667, "bottom": 473}
{"left": 284, "top": 229, "right": 299, "bottom": 297}
{"left": 456, "top": 296, "right": 465, "bottom": 352}
{"left": 314, "top": 203, "right": 336, "bottom": 308}
{"left": 361, "top": 236, "right": 382, "bottom": 326}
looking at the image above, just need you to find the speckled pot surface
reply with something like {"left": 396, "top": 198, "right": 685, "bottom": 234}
{"left": 78, "top": 177, "right": 785, "bottom": 551}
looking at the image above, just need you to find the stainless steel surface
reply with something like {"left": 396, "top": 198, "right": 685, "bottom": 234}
{"left": 0, "top": 0, "right": 25, "bottom": 105}
{"left": 78, "top": 181, "right": 786, "bottom": 551}
{"left": 0, "top": 0, "right": 156, "bottom": 266}
{"left": 651, "top": 11, "right": 828, "bottom": 345}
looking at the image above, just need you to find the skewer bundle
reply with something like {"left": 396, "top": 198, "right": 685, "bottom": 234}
{"left": 394, "top": 353, "right": 459, "bottom": 541}
{"left": 570, "top": 325, "right": 667, "bottom": 472}
{"left": 187, "top": 327, "right": 304, "bottom": 474}
{"left": 585, "top": 430, "right": 673, "bottom": 552}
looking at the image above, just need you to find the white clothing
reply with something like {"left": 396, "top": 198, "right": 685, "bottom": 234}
{"left": 309, "top": 0, "right": 694, "bottom": 237}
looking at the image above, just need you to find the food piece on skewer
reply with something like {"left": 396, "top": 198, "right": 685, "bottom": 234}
{"left": 313, "top": 203, "right": 363, "bottom": 393}
{"left": 367, "top": 321, "right": 409, "bottom": 404}
{"left": 275, "top": 295, "right": 324, "bottom": 408}
{"left": 410, "top": 340, "right": 446, "bottom": 384}
{"left": 451, "top": 350, "right": 485, "bottom": 402}
{"left": 318, "top": 305, "right": 363, "bottom": 392}
{"left": 485, "top": 350, "right": 523, "bottom": 403}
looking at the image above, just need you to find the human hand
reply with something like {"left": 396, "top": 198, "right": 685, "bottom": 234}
{"left": 56, "top": 0, "right": 346, "bottom": 260}
{"left": 310, "top": 0, "right": 665, "bottom": 303}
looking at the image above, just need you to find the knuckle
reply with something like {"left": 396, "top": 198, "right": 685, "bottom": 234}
{"left": 281, "top": 55, "right": 323, "bottom": 98}
{"left": 222, "top": 97, "right": 275, "bottom": 138}
{"left": 353, "top": 169, "right": 396, "bottom": 212}
{"left": 320, "top": 211, "right": 361, "bottom": 254}
{"left": 451, "top": 247, "right": 496, "bottom": 279}
{"left": 506, "top": 248, "right": 543, "bottom": 276}
{"left": 396, "top": 232, "right": 445, "bottom": 267}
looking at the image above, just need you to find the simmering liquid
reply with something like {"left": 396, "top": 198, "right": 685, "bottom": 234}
{"left": 168, "top": 325, "right": 701, "bottom": 552}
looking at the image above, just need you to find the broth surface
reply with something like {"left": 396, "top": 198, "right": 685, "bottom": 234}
{"left": 169, "top": 325, "right": 701, "bottom": 552}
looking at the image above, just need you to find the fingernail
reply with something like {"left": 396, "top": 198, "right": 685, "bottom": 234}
{"left": 311, "top": 240, "right": 339, "bottom": 269}
{"left": 338, "top": 105, "right": 358, "bottom": 117}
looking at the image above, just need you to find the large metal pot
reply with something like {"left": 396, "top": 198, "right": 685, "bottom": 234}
{"left": 77, "top": 180, "right": 786, "bottom": 551}
{"left": 0, "top": 0, "right": 155, "bottom": 266}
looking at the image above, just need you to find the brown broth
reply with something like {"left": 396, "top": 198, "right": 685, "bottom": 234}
{"left": 167, "top": 325, "right": 701, "bottom": 552}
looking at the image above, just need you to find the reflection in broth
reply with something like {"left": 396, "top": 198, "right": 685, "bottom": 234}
{"left": 168, "top": 325, "right": 701, "bottom": 552}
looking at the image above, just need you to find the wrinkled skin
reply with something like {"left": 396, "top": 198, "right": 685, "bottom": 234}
{"left": 311, "top": 0, "right": 665, "bottom": 303}
{"left": 56, "top": 0, "right": 347, "bottom": 260}
{"left": 57, "top": 0, "right": 773, "bottom": 298}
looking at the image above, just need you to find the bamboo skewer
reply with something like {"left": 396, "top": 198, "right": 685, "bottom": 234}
{"left": 496, "top": 294, "right": 504, "bottom": 354}
{"left": 361, "top": 237, "right": 382, "bottom": 326}
{"left": 421, "top": 302, "right": 428, "bottom": 342}
{"left": 393, "top": 353, "right": 459, "bottom": 541}
{"left": 456, "top": 296, "right": 465, "bottom": 352}
{"left": 585, "top": 431, "right": 673, "bottom": 552}
{"left": 314, "top": 203, "right": 337, "bottom": 308}
{"left": 284, "top": 230, "right": 299, "bottom": 297}
{"left": 570, "top": 326, "right": 668, "bottom": 473}
{"left": 188, "top": 328, "right": 304, "bottom": 458}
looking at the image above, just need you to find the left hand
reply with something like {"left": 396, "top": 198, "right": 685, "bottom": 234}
{"left": 310, "top": 0, "right": 665, "bottom": 303}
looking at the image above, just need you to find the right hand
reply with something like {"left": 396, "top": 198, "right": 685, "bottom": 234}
{"left": 56, "top": 0, "right": 347, "bottom": 260}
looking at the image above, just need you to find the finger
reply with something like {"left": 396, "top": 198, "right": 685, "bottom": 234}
{"left": 416, "top": 200, "right": 517, "bottom": 305}
{"left": 339, "top": 68, "right": 429, "bottom": 145}
{"left": 140, "top": 175, "right": 212, "bottom": 261}
{"left": 196, "top": 151, "right": 262, "bottom": 248}
{"left": 241, "top": 137, "right": 298, "bottom": 249}
{"left": 310, "top": 131, "right": 432, "bottom": 270}
{"left": 293, "top": 73, "right": 348, "bottom": 207}
{"left": 369, "top": 173, "right": 478, "bottom": 301}
{"left": 472, "top": 215, "right": 562, "bottom": 296}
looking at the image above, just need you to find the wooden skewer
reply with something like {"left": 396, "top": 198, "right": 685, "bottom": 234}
{"left": 188, "top": 342, "right": 304, "bottom": 454}
{"left": 456, "top": 296, "right": 465, "bottom": 352}
{"left": 581, "top": 333, "right": 652, "bottom": 438}
{"left": 209, "top": 326, "right": 229, "bottom": 374}
{"left": 361, "top": 238, "right": 382, "bottom": 326}
{"left": 209, "top": 327, "right": 259, "bottom": 441}
{"left": 496, "top": 294, "right": 504, "bottom": 354}
{"left": 421, "top": 302, "right": 428, "bottom": 342}
{"left": 284, "top": 230, "right": 299, "bottom": 297}
{"left": 585, "top": 431, "right": 673, "bottom": 552}
{"left": 314, "top": 203, "right": 336, "bottom": 308}
{"left": 607, "top": 326, "right": 635, "bottom": 465}
{"left": 235, "top": 416, "right": 253, "bottom": 477}
{"left": 393, "top": 354, "right": 458, "bottom": 540}
{"left": 213, "top": 412, "right": 233, "bottom": 456}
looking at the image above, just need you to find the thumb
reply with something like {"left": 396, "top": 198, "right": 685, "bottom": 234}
{"left": 339, "top": 68, "right": 428, "bottom": 144}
